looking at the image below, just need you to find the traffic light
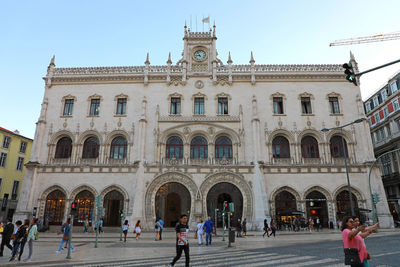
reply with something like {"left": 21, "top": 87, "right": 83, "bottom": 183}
{"left": 343, "top": 62, "right": 357, "bottom": 86}
{"left": 229, "top": 202, "right": 235, "bottom": 212}
{"left": 223, "top": 201, "right": 228, "bottom": 210}
{"left": 70, "top": 202, "right": 77, "bottom": 215}
{"left": 120, "top": 210, "right": 124, "bottom": 217}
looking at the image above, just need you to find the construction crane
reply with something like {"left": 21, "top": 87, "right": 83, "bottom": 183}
{"left": 330, "top": 31, "right": 400, "bottom": 46}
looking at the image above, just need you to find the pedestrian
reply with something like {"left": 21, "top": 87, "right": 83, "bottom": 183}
{"left": 12, "top": 219, "right": 29, "bottom": 261}
{"left": 9, "top": 220, "right": 22, "bottom": 261}
{"left": 352, "top": 216, "right": 379, "bottom": 267}
{"left": 270, "top": 219, "right": 276, "bottom": 237}
{"left": 0, "top": 218, "right": 14, "bottom": 257}
{"left": 263, "top": 219, "right": 270, "bottom": 238}
{"left": 23, "top": 218, "right": 38, "bottom": 262}
{"left": 341, "top": 216, "right": 368, "bottom": 267}
{"left": 236, "top": 218, "right": 242, "bottom": 237}
{"left": 197, "top": 219, "right": 204, "bottom": 245}
{"left": 0, "top": 222, "right": 3, "bottom": 245}
{"left": 122, "top": 220, "right": 129, "bottom": 242}
{"left": 159, "top": 218, "right": 164, "bottom": 240}
{"left": 56, "top": 218, "right": 74, "bottom": 254}
{"left": 242, "top": 218, "right": 247, "bottom": 237}
{"left": 134, "top": 220, "right": 142, "bottom": 240}
{"left": 155, "top": 218, "right": 161, "bottom": 241}
{"left": 308, "top": 217, "right": 314, "bottom": 232}
{"left": 203, "top": 216, "right": 214, "bottom": 246}
{"left": 99, "top": 218, "right": 104, "bottom": 233}
{"left": 168, "top": 214, "right": 189, "bottom": 267}
{"left": 316, "top": 217, "right": 321, "bottom": 231}
{"left": 83, "top": 218, "right": 89, "bottom": 233}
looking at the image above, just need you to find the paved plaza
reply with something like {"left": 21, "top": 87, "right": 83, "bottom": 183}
{"left": 0, "top": 229, "right": 399, "bottom": 267}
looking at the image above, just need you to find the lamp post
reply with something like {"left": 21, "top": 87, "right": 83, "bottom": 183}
{"left": 321, "top": 118, "right": 365, "bottom": 217}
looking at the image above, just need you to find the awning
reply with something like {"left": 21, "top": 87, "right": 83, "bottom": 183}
{"left": 278, "top": 210, "right": 305, "bottom": 216}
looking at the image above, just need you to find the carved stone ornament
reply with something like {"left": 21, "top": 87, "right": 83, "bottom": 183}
{"left": 117, "top": 118, "right": 122, "bottom": 128}
{"left": 195, "top": 80, "right": 204, "bottom": 89}
{"left": 208, "top": 127, "right": 215, "bottom": 135}
{"left": 183, "top": 127, "right": 191, "bottom": 135}
{"left": 63, "top": 119, "right": 67, "bottom": 129}
{"left": 307, "top": 120, "right": 311, "bottom": 127}
{"left": 90, "top": 119, "right": 94, "bottom": 128}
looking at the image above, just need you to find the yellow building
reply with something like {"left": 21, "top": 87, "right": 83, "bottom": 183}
{"left": 0, "top": 127, "right": 33, "bottom": 221}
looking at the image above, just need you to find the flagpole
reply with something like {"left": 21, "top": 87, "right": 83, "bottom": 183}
{"left": 196, "top": 16, "right": 197, "bottom": 32}
{"left": 190, "top": 15, "right": 192, "bottom": 30}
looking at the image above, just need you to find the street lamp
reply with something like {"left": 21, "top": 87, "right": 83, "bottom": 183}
{"left": 321, "top": 118, "right": 366, "bottom": 217}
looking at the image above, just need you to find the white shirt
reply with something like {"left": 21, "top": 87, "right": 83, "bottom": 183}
{"left": 197, "top": 223, "right": 204, "bottom": 234}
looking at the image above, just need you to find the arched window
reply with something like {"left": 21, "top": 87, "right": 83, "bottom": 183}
{"left": 82, "top": 136, "right": 100, "bottom": 159}
{"left": 301, "top": 136, "right": 319, "bottom": 158}
{"left": 215, "top": 136, "right": 232, "bottom": 159}
{"left": 55, "top": 137, "right": 72, "bottom": 158}
{"left": 110, "top": 136, "right": 127, "bottom": 159}
{"left": 330, "top": 135, "right": 348, "bottom": 158}
{"left": 272, "top": 136, "right": 290, "bottom": 158}
{"left": 190, "top": 136, "right": 208, "bottom": 159}
{"left": 166, "top": 136, "right": 183, "bottom": 159}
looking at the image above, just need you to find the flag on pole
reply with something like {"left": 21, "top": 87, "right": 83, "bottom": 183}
{"left": 202, "top": 17, "right": 210, "bottom": 23}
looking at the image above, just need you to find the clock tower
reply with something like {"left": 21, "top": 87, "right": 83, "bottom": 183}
{"left": 180, "top": 23, "right": 222, "bottom": 76}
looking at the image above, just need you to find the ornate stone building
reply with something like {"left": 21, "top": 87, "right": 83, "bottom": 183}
{"left": 15, "top": 25, "right": 393, "bottom": 229}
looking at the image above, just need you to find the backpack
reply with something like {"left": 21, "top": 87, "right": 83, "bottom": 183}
{"left": 155, "top": 223, "right": 159, "bottom": 230}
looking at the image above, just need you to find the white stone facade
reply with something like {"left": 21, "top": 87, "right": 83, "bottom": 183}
{"left": 15, "top": 25, "right": 393, "bottom": 229}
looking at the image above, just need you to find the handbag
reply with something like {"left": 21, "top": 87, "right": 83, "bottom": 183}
{"left": 11, "top": 234, "right": 16, "bottom": 240}
{"left": 194, "top": 232, "right": 198, "bottom": 239}
{"left": 63, "top": 235, "right": 69, "bottom": 241}
{"left": 344, "top": 248, "right": 361, "bottom": 265}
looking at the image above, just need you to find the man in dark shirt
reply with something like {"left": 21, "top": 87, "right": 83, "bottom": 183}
{"left": 169, "top": 214, "right": 189, "bottom": 267}
{"left": 203, "top": 216, "right": 214, "bottom": 245}
{"left": 0, "top": 218, "right": 14, "bottom": 256}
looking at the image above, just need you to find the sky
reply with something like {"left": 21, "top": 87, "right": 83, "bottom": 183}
{"left": 1, "top": 0, "right": 400, "bottom": 139}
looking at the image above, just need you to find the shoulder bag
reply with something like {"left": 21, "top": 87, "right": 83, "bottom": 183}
{"left": 344, "top": 248, "right": 361, "bottom": 265}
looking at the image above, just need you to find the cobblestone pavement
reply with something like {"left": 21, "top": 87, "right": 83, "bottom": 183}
{"left": 0, "top": 229, "right": 399, "bottom": 266}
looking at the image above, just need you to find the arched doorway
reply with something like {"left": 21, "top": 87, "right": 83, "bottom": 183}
{"left": 44, "top": 190, "right": 66, "bottom": 225}
{"left": 275, "top": 190, "right": 297, "bottom": 228}
{"left": 155, "top": 183, "right": 191, "bottom": 227}
{"left": 206, "top": 182, "right": 243, "bottom": 226}
{"left": 103, "top": 190, "right": 124, "bottom": 226}
{"left": 74, "top": 190, "right": 95, "bottom": 225}
{"left": 336, "top": 190, "right": 359, "bottom": 221}
{"left": 306, "top": 191, "right": 329, "bottom": 227}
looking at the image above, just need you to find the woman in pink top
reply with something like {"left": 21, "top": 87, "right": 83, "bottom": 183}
{"left": 341, "top": 216, "right": 367, "bottom": 267}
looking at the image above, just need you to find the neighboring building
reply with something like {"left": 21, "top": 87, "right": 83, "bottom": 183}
{"left": 0, "top": 127, "right": 33, "bottom": 221}
{"left": 364, "top": 70, "right": 400, "bottom": 224}
{"left": 15, "top": 25, "right": 393, "bottom": 229}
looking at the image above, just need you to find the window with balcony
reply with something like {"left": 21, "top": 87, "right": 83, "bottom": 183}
{"left": 301, "top": 136, "right": 319, "bottom": 158}
{"left": 329, "top": 97, "right": 340, "bottom": 114}
{"left": 110, "top": 136, "right": 127, "bottom": 159}
{"left": 82, "top": 136, "right": 100, "bottom": 158}
{"left": 190, "top": 136, "right": 208, "bottom": 159}
{"left": 116, "top": 98, "right": 127, "bottom": 115}
{"left": 384, "top": 107, "right": 389, "bottom": 118}
{"left": 63, "top": 99, "right": 74, "bottom": 116}
{"left": 166, "top": 136, "right": 183, "bottom": 159}
{"left": 19, "top": 141, "right": 27, "bottom": 153}
{"left": 371, "top": 133, "right": 375, "bottom": 144}
{"left": 386, "top": 124, "right": 392, "bottom": 137}
{"left": 215, "top": 136, "right": 232, "bottom": 159}
{"left": 393, "top": 99, "right": 399, "bottom": 111}
{"left": 16, "top": 157, "right": 24, "bottom": 171}
{"left": 0, "top": 152, "right": 7, "bottom": 167}
{"left": 330, "top": 136, "right": 348, "bottom": 158}
{"left": 218, "top": 97, "right": 229, "bottom": 115}
{"left": 11, "top": 181, "right": 19, "bottom": 200}
{"left": 2, "top": 136, "right": 10, "bottom": 149}
{"left": 272, "top": 136, "right": 290, "bottom": 158}
{"left": 55, "top": 137, "right": 72, "bottom": 158}
{"left": 301, "top": 97, "right": 312, "bottom": 114}
{"left": 194, "top": 97, "right": 204, "bottom": 115}
{"left": 390, "top": 81, "right": 398, "bottom": 94}
{"left": 381, "top": 154, "right": 392, "bottom": 176}
{"left": 273, "top": 97, "right": 284, "bottom": 114}
{"left": 89, "top": 98, "right": 100, "bottom": 116}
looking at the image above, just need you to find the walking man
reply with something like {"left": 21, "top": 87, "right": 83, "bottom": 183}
{"left": 0, "top": 218, "right": 14, "bottom": 257}
{"left": 169, "top": 214, "right": 189, "bottom": 267}
{"left": 204, "top": 216, "right": 214, "bottom": 246}
{"left": 159, "top": 218, "right": 164, "bottom": 240}
{"left": 56, "top": 218, "right": 74, "bottom": 253}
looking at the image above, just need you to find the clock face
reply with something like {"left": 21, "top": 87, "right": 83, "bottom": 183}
{"left": 193, "top": 50, "right": 206, "bottom": 61}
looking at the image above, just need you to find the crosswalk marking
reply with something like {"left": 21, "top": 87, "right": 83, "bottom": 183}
{"left": 201, "top": 254, "right": 297, "bottom": 267}
{"left": 245, "top": 255, "right": 314, "bottom": 266}
{"left": 283, "top": 258, "right": 341, "bottom": 267}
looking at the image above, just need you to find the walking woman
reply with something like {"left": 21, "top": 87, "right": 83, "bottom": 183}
{"left": 134, "top": 220, "right": 142, "bottom": 240}
{"left": 16, "top": 220, "right": 29, "bottom": 261}
{"left": 122, "top": 220, "right": 129, "bottom": 242}
{"left": 196, "top": 219, "right": 204, "bottom": 245}
{"left": 24, "top": 218, "right": 38, "bottom": 262}
{"left": 263, "top": 219, "right": 270, "bottom": 238}
{"left": 341, "top": 216, "right": 368, "bottom": 267}
{"left": 270, "top": 219, "right": 277, "bottom": 237}
{"left": 155, "top": 219, "right": 161, "bottom": 241}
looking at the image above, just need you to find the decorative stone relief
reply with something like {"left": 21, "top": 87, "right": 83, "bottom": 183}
{"left": 207, "top": 127, "right": 215, "bottom": 135}
{"left": 195, "top": 80, "right": 204, "bottom": 89}
{"left": 117, "top": 118, "right": 122, "bottom": 128}
{"left": 90, "top": 119, "right": 94, "bottom": 129}
{"left": 63, "top": 119, "right": 67, "bottom": 129}
{"left": 183, "top": 127, "right": 191, "bottom": 135}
